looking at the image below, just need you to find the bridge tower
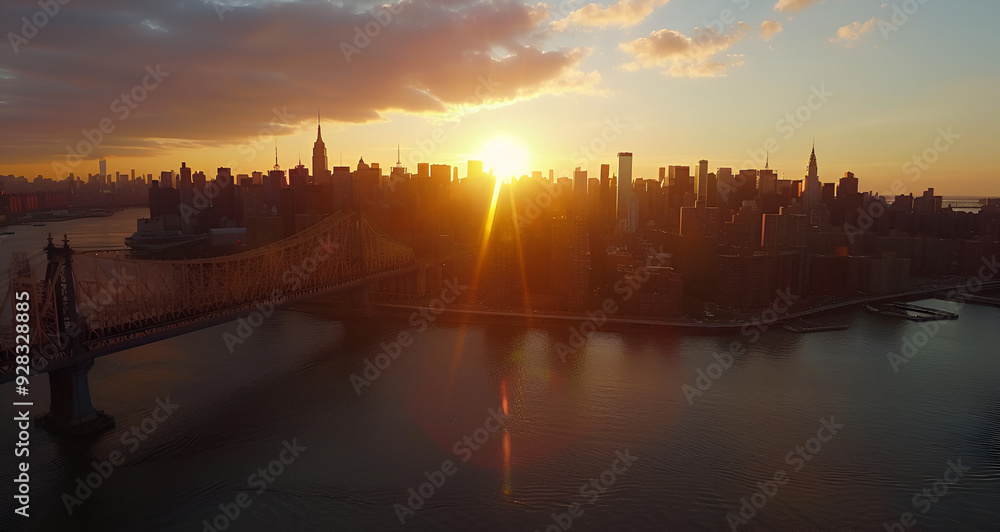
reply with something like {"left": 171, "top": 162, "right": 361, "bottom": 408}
{"left": 37, "top": 235, "right": 115, "bottom": 436}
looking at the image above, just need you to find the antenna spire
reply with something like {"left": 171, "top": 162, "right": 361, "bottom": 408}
{"left": 273, "top": 139, "right": 280, "bottom": 171}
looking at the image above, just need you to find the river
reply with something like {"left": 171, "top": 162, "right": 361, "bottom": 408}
{"left": 0, "top": 209, "right": 998, "bottom": 531}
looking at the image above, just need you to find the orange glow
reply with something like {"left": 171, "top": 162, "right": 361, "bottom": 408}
{"left": 479, "top": 137, "right": 529, "bottom": 181}
{"left": 501, "top": 378, "right": 511, "bottom": 496}
{"left": 501, "top": 379, "right": 509, "bottom": 416}
{"left": 448, "top": 174, "right": 505, "bottom": 390}
{"left": 502, "top": 430, "right": 511, "bottom": 496}
{"left": 505, "top": 184, "right": 533, "bottom": 312}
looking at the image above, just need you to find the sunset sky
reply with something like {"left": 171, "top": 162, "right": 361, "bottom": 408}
{"left": 1, "top": 0, "right": 998, "bottom": 195}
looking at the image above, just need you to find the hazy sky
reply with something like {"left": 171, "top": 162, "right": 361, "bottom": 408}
{"left": 1, "top": 0, "right": 997, "bottom": 195}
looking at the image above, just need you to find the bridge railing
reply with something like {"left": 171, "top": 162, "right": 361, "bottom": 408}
{"left": 1, "top": 212, "right": 418, "bottom": 374}
{"left": 71, "top": 212, "right": 416, "bottom": 348}
{"left": 0, "top": 251, "right": 74, "bottom": 375}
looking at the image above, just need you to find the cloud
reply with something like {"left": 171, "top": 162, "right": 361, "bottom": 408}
{"left": 0, "top": 0, "right": 598, "bottom": 165}
{"left": 552, "top": 0, "right": 669, "bottom": 31}
{"left": 760, "top": 20, "right": 783, "bottom": 41}
{"left": 831, "top": 17, "right": 880, "bottom": 46}
{"left": 773, "top": 0, "right": 825, "bottom": 12}
{"left": 619, "top": 22, "right": 751, "bottom": 78}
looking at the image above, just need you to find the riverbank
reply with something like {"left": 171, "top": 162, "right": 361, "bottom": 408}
{"left": 376, "top": 279, "right": 1000, "bottom": 334}
{"left": 4, "top": 209, "right": 115, "bottom": 226}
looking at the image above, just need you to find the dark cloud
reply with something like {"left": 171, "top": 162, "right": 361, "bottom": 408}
{"left": 0, "top": 0, "right": 596, "bottom": 165}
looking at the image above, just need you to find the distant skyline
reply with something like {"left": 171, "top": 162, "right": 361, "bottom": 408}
{"left": 1, "top": 0, "right": 998, "bottom": 195}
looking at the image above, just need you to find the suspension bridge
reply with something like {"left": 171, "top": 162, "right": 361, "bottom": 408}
{"left": 0, "top": 211, "right": 419, "bottom": 435}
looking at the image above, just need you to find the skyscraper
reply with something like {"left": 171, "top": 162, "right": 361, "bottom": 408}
{"left": 599, "top": 163, "right": 612, "bottom": 224}
{"left": 312, "top": 111, "right": 329, "bottom": 183}
{"left": 179, "top": 162, "right": 193, "bottom": 221}
{"left": 99, "top": 159, "right": 107, "bottom": 184}
{"left": 616, "top": 152, "right": 635, "bottom": 232}
{"left": 573, "top": 167, "right": 588, "bottom": 216}
{"left": 759, "top": 168, "right": 777, "bottom": 196}
{"left": 803, "top": 143, "right": 821, "bottom": 223}
{"left": 468, "top": 160, "right": 483, "bottom": 180}
{"left": 696, "top": 159, "right": 709, "bottom": 205}
{"left": 837, "top": 171, "right": 858, "bottom": 198}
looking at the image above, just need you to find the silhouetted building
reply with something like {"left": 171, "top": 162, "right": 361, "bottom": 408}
{"left": 573, "top": 168, "right": 588, "bottom": 217}
{"left": 616, "top": 153, "right": 635, "bottom": 233}
{"left": 313, "top": 113, "right": 330, "bottom": 184}
{"left": 803, "top": 144, "right": 822, "bottom": 224}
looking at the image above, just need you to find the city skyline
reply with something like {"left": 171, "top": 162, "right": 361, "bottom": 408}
{"left": 4, "top": 141, "right": 985, "bottom": 205}
{"left": 1, "top": 0, "right": 998, "bottom": 195}
{"left": 3, "top": 1, "right": 1000, "bottom": 531}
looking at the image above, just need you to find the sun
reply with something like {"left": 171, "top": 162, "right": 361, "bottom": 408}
{"left": 478, "top": 137, "right": 530, "bottom": 181}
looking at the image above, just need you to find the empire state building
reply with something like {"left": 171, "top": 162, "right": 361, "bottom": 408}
{"left": 312, "top": 111, "right": 330, "bottom": 183}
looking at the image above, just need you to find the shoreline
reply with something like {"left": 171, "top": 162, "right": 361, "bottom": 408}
{"left": 374, "top": 280, "right": 1000, "bottom": 335}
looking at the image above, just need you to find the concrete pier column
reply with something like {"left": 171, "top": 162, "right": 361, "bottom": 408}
{"left": 38, "top": 359, "right": 115, "bottom": 436}
{"left": 352, "top": 284, "right": 376, "bottom": 318}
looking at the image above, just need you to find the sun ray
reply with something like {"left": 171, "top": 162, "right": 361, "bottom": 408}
{"left": 448, "top": 173, "right": 504, "bottom": 391}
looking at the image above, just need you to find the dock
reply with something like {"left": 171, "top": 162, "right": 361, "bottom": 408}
{"left": 933, "top": 293, "right": 1000, "bottom": 309}
{"left": 865, "top": 302, "right": 959, "bottom": 322}
{"left": 781, "top": 319, "right": 849, "bottom": 333}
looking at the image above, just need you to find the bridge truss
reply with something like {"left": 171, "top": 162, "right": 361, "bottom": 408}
{"left": 0, "top": 212, "right": 416, "bottom": 380}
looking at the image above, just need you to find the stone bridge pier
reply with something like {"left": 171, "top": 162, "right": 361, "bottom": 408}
{"left": 39, "top": 359, "right": 115, "bottom": 436}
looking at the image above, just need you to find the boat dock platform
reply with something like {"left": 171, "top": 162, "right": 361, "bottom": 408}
{"left": 781, "top": 319, "right": 849, "bottom": 333}
{"left": 933, "top": 292, "right": 1000, "bottom": 308}
{"left": 866, "top": 302, "right": 959, "bottom": 322}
